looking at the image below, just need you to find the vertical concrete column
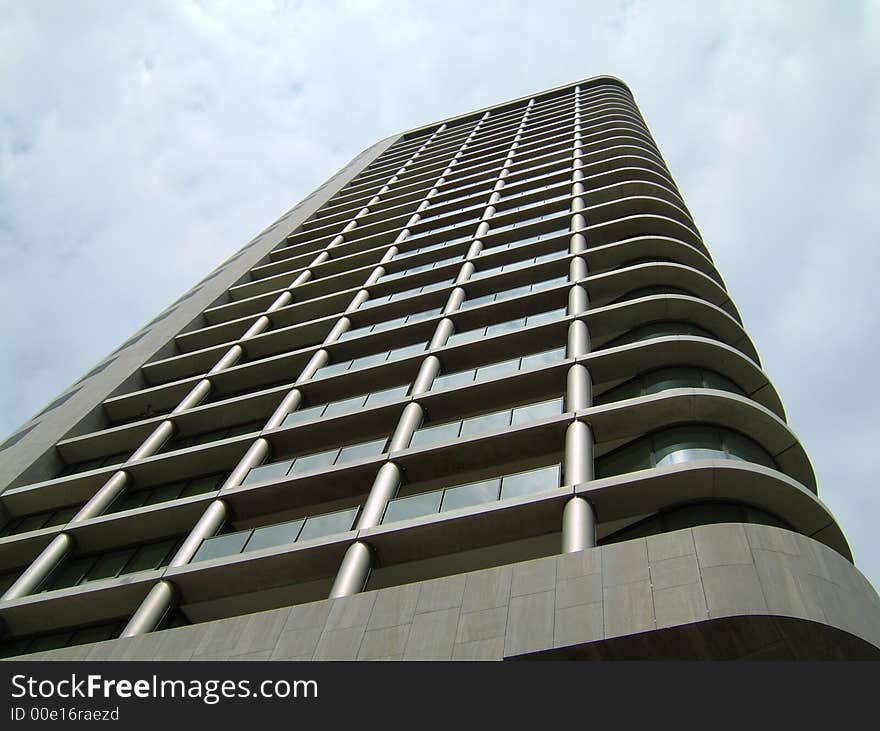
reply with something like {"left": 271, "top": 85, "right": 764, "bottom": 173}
{"left": 562, "top": 497, "right": 596, "bottom": 553}
{"left": 564, "top": 420, "right": 594, "bottom": 486}
{"left": 1, "top": 534, "right": 76, "bottom": 600}
{"left": 561, "top": 88, "right": 597, "bottom": 551}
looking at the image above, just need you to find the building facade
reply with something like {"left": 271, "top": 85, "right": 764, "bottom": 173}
{"left": 1, "top": 76, "right": 878, "bottom": 660}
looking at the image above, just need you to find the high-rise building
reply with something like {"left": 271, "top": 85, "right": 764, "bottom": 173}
{"left": 1, "top": 76, "right": 878, "bottom": 661}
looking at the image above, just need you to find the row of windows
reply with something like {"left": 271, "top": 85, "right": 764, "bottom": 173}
{"left": 108, "top": 473, "right": 223, "bottom": 514}
{"left": 241, "top": 437, "right": 388, "bottom": 487}
{"left": 380, "top": 253, "right": 462, "bottom": 281}
{"left": 383, "top": 464, "right": 561, "bottom": 524}
{"left": 165, "top": 419, "right": 264, "bottom": 452}
{"left": 339, "top": 307, "right": 441, "bottom": 341}
{"left": 16, "top": 364, "right": 748, "bottom": 540}
{"left": 595, "top": 366, "right": 742, "bottom": 404}
{"left": 459, "top": 275, "right": 569, "bottom": 310}
{"left": 361, "top": 279, "right": 452, "bottom": 308}
{"left": 40, "top": 537, "right": 181, "bottom": 593}
{"left": 446, "top": 307, "right": 566, "bottom": 346}
{"left": 471, "top": 250, "right": 567, "bottom": 280}
{"left": 316, "top": 341, "right": 428, "bottom": 378}
{"left": 191, "top": 506, "right": 360, "bottom": 563}
{"left": 430, "top": 346, "right": 566, "bottom": 392}
{"left": 597, "top": 425, "right": 775, "bottom": 478}
{"left": 409, "top": 397, "right": 564, "bottom": 450}
{"left": 280, "top": 383, "right": 411, "bottom": 428}
{"left": 62, "top": 313, "right": 719, "bottom": 487}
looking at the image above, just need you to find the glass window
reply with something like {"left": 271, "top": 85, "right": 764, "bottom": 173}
{"left": 511, "top": 398, "right": 563, "bottom": 425}
{"left": 485, "top": 317, "right": 525, "bottom": 336}
{"left": 440, "top": 478, "right": 501, "bottom": 512}
{"left": 245, "top": 519, "right": 305, "bottom": 553}
{"left": 432, "top": 369, "right": 477, "bottom": 390}
{"left": 297, "top": 507, "right": 359, "bottom": 542}
{"left": 180, "top": 475, "right": 221, "bottom": 497}
{"left": 43, "top": 506, "right": 79, "bottom": 527}
{"left": 13, "top": 514, "right": 51, "bottom": 534}
{"left": 365, "top": 383, "right": 410, "bottom": 406}
{"left": 123, "top": 538, "right": 178, "bottom": 573}
{"left": 383, "top": 490, "right": 443, "bottom": 524}
{"left": 498, "top": 283, "right": 532, "bottom": 300}
{"left": 44, "top": 557, "right": 93, "bottom": 591}
{"left": 192, "top": 532, "right": 250, "bottom": 562}
{"left": 142, "top": 483, "right": 185, "bottom": 506}
{"left": 241, "top": 459, "right": 293, "bottom": 486}
{"left": 723, "top": 430, "right": 776, "bottom": 469}
{"left": 702, "top": 370, "right": 743, "bottom": 394}
{"left": 653, "top": 426, "right": 721, "bottom": 465}
{"left": 323, "top": 394, "right": 368, "bottom": 418}
{"left": 373, "top": 315, "right": 408, "bottom": 332}
{"left": 596, "top": 378, "right": 643, "bottom": 404}
{"left": 520, "top": 347, "right": 565, "bottom": 370}
{"left": 644, "top": 367, "right": 702, "bottom": 395}
{"left": 351, "top": 351, "right": 388, "bottom": 370}
{"left": 281, "top": 404, "right": 326, "bottom": 427}
{"left": 474, "top": 358, "right": 521, "bottom": 381}
{"left": 460, "top": 409, "right": 512, "bottom": 438}
{"left": 500, "top": 464, "right": 561, "bottom": 499}
{"left": 389, "top": 342, "right": 426, "bottom": 359}
{"left": 446, "top": 328, "right": 484, "bottom": 347}
{"left": 317, "top": 361, "right": 352, "bottom": 377}
{"left": 409, "top": 421, "right": 462, "bottom": 449}
{"left": 290, "top": 448, "right": 340, "bottom": 475}
{"left": 526, "top": 308, "right": 566, "bottom": 326}
{"left": 85, "top": 549, "right": 135, "bottom": 582}
{"left": 111, "top": 491, "right": 149, "bottom": 513}
{"left": 597, "top": 440, "right": 652, "bottom": 478}
{"left": 461, "top": 293, "right": 495, "bottom": 310}
{"left": 338, "top": 438, "right": 387, "bottom": 464}
{"left": 531, "top": 275, "right": 568, "bottom": 291}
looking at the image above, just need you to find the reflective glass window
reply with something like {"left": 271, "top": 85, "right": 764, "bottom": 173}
{"left": 124, "top": 539, "right": 177, "bottom": 573}
{"left": 500, "top": 464, "right": 561, "bottom": 499}
{"left": 298, "top": 508, "right": 359, "bottom": 542}
{"left": 290, "top": 448, "right": 340, "bottom": 475}
{"left": 511, "top": 398, "right": 564, "bottom": 425}
{"left": 192, "top": 532, "right": 250, "bottom": 562}
{"left": 323, "top": 394, "right": 368, "bottom": 418}
{"left": 475, "top": 358, "right": 520, "bottom": 381}
{"left": 241, "top": 459, "right": 293, "bottom": 486}
{"left": 440, "top": 478, "right": 501, "bottom": 512}
{"left": 281, "top": 404, "right": 327, "bottom": 427}
{"left": 338, "top": 438, "right": 386, "bottom": 463}
{"left": 432, "top": 369, "right": 477, "bottom": 391}
{"left": 364, "top": 383, "right": 410, "bottom": 407}
{"left": 383, "top": 491, "right": 443, "bottom": 524}
{"left": 245, "top": 519, "right": 305, "bottom": 553}
{"left": 460, "top": 409, "right": 512, "bottom": 438}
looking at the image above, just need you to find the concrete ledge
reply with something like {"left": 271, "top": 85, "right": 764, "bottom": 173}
{"left": 13, "top": 523, "right": 880, "bottom": 660}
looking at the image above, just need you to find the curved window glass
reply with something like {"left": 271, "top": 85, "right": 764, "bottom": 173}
{"left": 596, "top": 367, "right": 743, "bottom": 405}
{"left": 611, "top": 286, "right": 692, "bottom": 304}
{"left": 608, "top": 321, "right": 715, "bottom": 348}
{"left": 601, "top": 500, "right": 790, "bottom": 545}
{"left": 596, "top": 425, "right": 776, "bottom": 478}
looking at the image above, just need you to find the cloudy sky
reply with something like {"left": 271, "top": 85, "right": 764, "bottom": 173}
{"left": 2, "top": 0, "right": 879, "bottom": 589}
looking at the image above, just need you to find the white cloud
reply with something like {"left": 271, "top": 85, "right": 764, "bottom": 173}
{"left": 2, "top": 0, "right": 879, "bottom": 589}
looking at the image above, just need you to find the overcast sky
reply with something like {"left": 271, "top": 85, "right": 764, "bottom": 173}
{"left": 2, "top": 0, "right": 879, "bottom": 590}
